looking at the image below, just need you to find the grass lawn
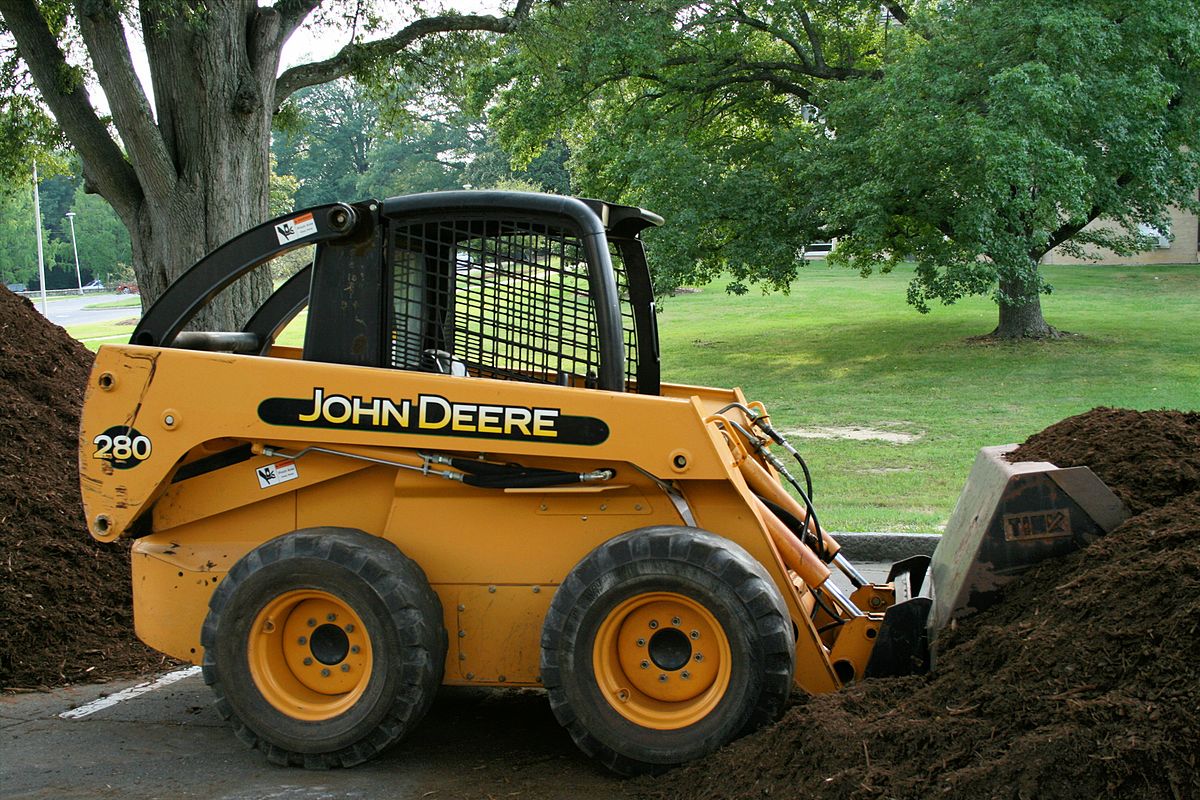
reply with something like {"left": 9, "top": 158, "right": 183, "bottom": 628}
{"left": 83, "top": 296, "right": 143, "bottom": 310}
{"left": 69, "top": 317, "right": 140, "bottom": 347}
{"left": 67, "top": 262, "right": 1198, "bottom": 531}
{"left": 658, "top": 262, "right": 1199, "bottom": 532}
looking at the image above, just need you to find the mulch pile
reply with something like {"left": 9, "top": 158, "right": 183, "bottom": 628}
{"left": 1006, "top": 407, "right": 1200, "bottom": 514}
{"left": 0, "top": 288, "right": 170, "bottom": 689}
{"left": 641, "top": 407, "right": 1200, "bottom": 800}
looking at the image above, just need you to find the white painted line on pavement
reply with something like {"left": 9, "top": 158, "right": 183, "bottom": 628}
{"left": 59, "top": 666, "right": 202, "bottom": 719}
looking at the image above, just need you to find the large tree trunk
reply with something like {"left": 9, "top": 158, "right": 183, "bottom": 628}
{"left": 990, "top": 260, "right": 1060, "bottom": 340}
{"left": 124, "top": 1, "right": 280, "bottom": 331}
{"left": 995, "top": 288, "right": 1056, "bottom": 339}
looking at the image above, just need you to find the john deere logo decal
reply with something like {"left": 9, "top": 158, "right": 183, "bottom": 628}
{"left": 258, "top": 388, "right": 609, "bottom": 445}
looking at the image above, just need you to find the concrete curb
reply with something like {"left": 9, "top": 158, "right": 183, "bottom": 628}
{"left": 831, "top": 532, "right": 940, "bottom": 562}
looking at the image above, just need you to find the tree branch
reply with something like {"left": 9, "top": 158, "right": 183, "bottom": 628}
{"left": 1041, "top": 206, "right": 1102, "bottom": 256}
{"left": 796, "top": 9, "right": 825, "bottom": 70}
{"left": 273, "top": 0, "right": 323, "bottom": 48}
{"left": 881, "top": 2, "right": 909, "bottom": 26}
{"left": 273, "top": 12, "right": 523, "bottom": 109}
{"left": 722, "top": 5, "right": 812, "bottom": 69}
{"left": 0, "top": 0, "right": 142, "bottom": 218}
{"left": 75, "top": 0, "right": 175, "bottom": 201}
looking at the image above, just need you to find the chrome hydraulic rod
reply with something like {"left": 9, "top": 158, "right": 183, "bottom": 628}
{"left": 821, "top": 580, "right": 866, "bottom": 619}
{"left": 833, "top": 552, "right": 868, "bottom": 589}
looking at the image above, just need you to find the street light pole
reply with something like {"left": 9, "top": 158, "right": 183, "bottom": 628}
{"left": 66, "top": 211, "right": 82, "bottom": 294}
{"left": 32, "top": 160, "right": 48, "bottom": 314}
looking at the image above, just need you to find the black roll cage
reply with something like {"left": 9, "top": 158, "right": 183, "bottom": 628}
{"left": 130, "top": 191, "right": 663, "bottom": 394}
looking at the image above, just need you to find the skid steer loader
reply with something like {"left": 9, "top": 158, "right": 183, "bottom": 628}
{"left": 78, "top": 191, "right": 1127, "bottom": 774}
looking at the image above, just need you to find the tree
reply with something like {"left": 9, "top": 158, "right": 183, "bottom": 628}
{"left": 70, "top": 183, "right": 133, "bottom": 283}
{"left": 807, "top": 0, "right": 1200, "bottom": 338}
{"left": 481, "top": 0, "right": 1199, "bottom": 337}
{"left": 274, "top": 79, "right": 572, "bottom": 206}
{"left": 273, "top": 80, "right": 384, "bottom": 209}
{"left": 1, "top": 0, "right": 532, "bottom": 328}
{"left": 0, "top": 184, "right": 38, "bottom": 286}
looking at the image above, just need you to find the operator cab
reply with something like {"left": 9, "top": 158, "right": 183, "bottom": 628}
{"left": 130, "top": 192, "right": 663, "bottom": 394}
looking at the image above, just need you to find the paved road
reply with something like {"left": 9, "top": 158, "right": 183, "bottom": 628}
{"left": 2, "top": 678, "right": 622, "bottom": 800}
{"left": 31, "top": 292, "right": 144, "bottom": 329}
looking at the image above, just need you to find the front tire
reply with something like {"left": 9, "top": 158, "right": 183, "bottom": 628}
{"left": 201, "top": 528, "right": 445, "bottom": 768}
{"left": 541, "top": 526, "right": 795, "bottom": 775}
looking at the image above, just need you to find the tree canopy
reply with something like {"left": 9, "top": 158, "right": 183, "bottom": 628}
{"left": 1, "top": 0, "right": 532, "bottom": 326}
{"left": 0, "top": 167, "right": 131, "bottom": 290}
{"left": 479, "top": 0, "right": 1200, "bottom": 337}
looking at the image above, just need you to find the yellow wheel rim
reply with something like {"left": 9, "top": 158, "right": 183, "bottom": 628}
{"left": 247, "top": 589, "right": 373, "bottom": 721}
{"left": 592, "top": 592, "right": 732, "bottom": 730}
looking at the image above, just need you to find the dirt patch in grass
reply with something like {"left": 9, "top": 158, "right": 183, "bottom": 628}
{"left": 0, "top": 288, "right": 172, "bottom": 689}
{"left": 639, "top": 407, "right": 1199, "bottom": 800}
{"left": 783, "top": 425, "right": 922, "bottom": 444}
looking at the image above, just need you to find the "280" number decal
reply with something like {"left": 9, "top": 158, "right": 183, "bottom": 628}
{"left": 92, "top": 426, "right": 152, "bottom": 469}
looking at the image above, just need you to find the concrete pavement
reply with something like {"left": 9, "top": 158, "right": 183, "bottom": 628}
{"left": 32, "top": 292, "right": 143, "bottom": 329}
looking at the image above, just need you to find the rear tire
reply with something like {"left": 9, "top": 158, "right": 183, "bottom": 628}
{"left": 541, "top": 526, "right": 794, "bottom": 775}
{"left": 201, "top": 528, "right": 445, "bottom": 768}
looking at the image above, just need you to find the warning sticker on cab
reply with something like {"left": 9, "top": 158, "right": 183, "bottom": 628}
{"left": 274, "top": 212, "right": 318, "bottom": 245}
{"left": 257, "top": 459, "right": 299, "bottom": 489}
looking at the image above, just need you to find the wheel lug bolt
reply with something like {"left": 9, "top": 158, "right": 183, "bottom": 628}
{"left": 351, "top": 645, "right": 360, "bottom": 654}
{"left": 307, "top": 618, "right": 317, "bottom": 627}
{"left": 695, "top": 653, "right": 704, "bottom": 662}
{"left": 681, "top": 671, "right": 691, "bottom": 680}
{"left": 326, "top": 613, "right": 337, "bottom": 622}
{"left": 658, "top": 674, "right": 668, "bottom": 683}
{"left": 671, "top": 616, "right": 681, "bottom": 626}
{"left": 297, "top": 636, "right": 307, "bottom": 645}
{"left": 690, "top": 630, "right": 700, "bottom": 640}
{"left": 648, "top": 620, "right": 659, "bottom": 629}
{"left": 321, "top": 668, "right": 330, "bottom": 677}
{"left": 341, "top": 664, "right": 350, "bottom": 672}
{"left": 345, "top": 624, "right": 355, "bottom": 633}
{"left": 640, "top": 660, "right": 649, "bottom": 669}
{"left": 636, "top": 638, "right": 646, "bottom": 647}
{"left": 303, "top": 657, "right": 313, "bottom": 666}
{"left": 617, "top": 690, "right": 629, "bottom": 702}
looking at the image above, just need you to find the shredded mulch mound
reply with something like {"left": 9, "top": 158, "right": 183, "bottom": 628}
{"left": 640, "top": 407, "right": 1199, "bottom": 800}
{"left": 1006, "top": 407, "right": 1200, "bottom": 514}
{"left": 0, "top": 288, "right": 170, "bottom": 689}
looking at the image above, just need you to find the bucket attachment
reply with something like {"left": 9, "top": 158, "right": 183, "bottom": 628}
{"left": 928, "top": 445, "right": 1128, "bottom": 643}
{"left": 863, "top": 555, "right": 932, "bottom": 678}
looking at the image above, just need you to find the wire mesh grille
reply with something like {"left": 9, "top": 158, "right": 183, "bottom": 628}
{"left": 390, "top": 216, "right": 638, "bottom": 388}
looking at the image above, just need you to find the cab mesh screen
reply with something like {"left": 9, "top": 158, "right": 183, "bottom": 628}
{"left": 390, "top": 216, "right": 637, "bottom": 388}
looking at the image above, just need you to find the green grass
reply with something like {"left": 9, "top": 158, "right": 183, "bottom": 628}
{"left": 64, "top": 262, "right": 1199, "bottom": 531}
{"left": 68, "top": 317, "right": 140, "bottom": 349}
{"left": 83, "top": 297, "right": 143, "bottom": 310}
{"left": 658, "top": 262, "right": 1199, "bottom": 532}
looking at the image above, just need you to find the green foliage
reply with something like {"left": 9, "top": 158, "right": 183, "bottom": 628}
{"left": 272, "top": 79, "right": 573, "bottom": 205}
{"left": 0, "top": 184, "right": 37, "bottom": 285}
{"left": 69, "top": 184, "right": 132, "bottom": 282}
{"left": 809, "top": 0, "right": 1200, "bottom": 311}
{"left": 0, "top": 166, "right": 132, "bottom": 289}
{"left": 268, "top": 156, "right": 300, "bottom": 216}
{"left": 481, "top": 0, "right": 1200, "bottom": 312}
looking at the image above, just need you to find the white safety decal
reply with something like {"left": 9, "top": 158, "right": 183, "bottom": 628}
{"left": 274, "top": 212, "right": 318, "bottom": 245}
{"left": 257, "top": 458, "right": 299, "bottom": 489}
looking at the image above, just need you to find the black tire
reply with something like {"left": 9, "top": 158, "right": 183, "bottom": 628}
{"left": 541, "top": 526, "right": 795, "bottom": 775}
{"left": 201, "top": 528, "right": 445, "bottom": 768}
